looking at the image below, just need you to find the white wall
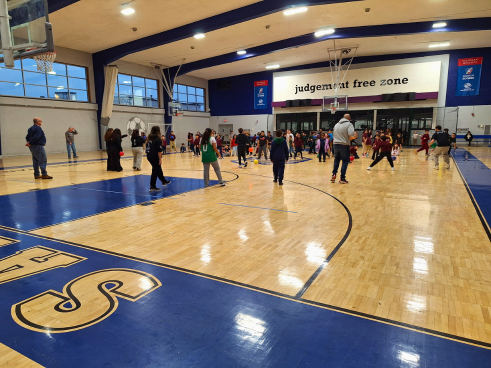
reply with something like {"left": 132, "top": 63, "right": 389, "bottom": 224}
{"left": 209, "top": 114, "right": 272, "bottom": 134}
{"left": 172, "top": 111, "right": 210, "bottom": 147}
{"left": 456, "top": 105, "right": 491, "bottom": 134}
{"left": 107, "top": 105, "right": 165, "bottom": 150}
{"left": 0, "top": 96, "right": 98, "bottom": 156}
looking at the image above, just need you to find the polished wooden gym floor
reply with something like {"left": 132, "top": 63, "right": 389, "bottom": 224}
{"left": 1, "top": 145, "right": 491, "bottom": 367}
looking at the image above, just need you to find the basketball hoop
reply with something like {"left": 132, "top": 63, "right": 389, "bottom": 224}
{"left": 329, "top": 107, "right": 337, "bottom": 115}
{"left": 169, "top": 102, "right": 183, "bottom": 117}
{"left": 33, "top": 51, "right": 57, "bottom": 73}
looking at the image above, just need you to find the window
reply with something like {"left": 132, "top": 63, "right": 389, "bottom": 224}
{"left": 0, "top": 59, "right": 88, "bottom": 101}
{"left": 172, "top": 84, "right": 205, "bottom": 111}
{"left": 114, "top": 74, "right": 159, "bottom": 107}
{"left": 276, "top": 113, "right": 316, "bottom": 133}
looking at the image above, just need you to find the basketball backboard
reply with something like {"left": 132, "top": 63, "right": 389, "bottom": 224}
{"left": 0, "top": 0, "right": 54, "bottom": 67}
{"left": 323, "top": 95, "right": 348, "bottom": 114}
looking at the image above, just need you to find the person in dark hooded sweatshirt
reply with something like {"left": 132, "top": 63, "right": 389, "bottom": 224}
{"left": 270, "top": 129, "right": 289, "bottom": 185}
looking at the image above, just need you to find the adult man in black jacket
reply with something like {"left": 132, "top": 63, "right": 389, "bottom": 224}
{"left": 236, "top": 128, "right": 249, "bottom": 167}
{"left": 25, "top": 117, "right": 52, "bottom": 179}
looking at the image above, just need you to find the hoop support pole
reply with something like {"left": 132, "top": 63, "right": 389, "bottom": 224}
{"left": 0, "top": 0, "right": 14, "bottom": 67}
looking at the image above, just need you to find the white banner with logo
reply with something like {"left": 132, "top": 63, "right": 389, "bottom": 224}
{"left": 273, "top": 61, "right": 441, "bottom": 101}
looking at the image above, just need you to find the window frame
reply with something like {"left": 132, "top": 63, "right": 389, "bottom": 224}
{"left": 172, "top": 83, "right": 206, "bottom": 112}
{"left": 113, "top": 73, "right": 161, "bottom": 108}
{"left": 0, "top": 59, "right": 90, "bottom": 102}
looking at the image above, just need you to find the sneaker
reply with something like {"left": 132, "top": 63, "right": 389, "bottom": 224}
{"left": 445, "top": 164, "right": 450, "bottom": 169}
{"left": 339, "top": 179, "right": 349, "bottom": 184}
{"left": 74, "top": 156, "right": 79, "bottom": 158}
{"left": 391, "top": 167, "right": 395, "bottom": 171}
{"left": 162, "top": 180, "right": 171, "bottom": 186}
{"left": 279, "top": 181, "right": 283, "bottom": 185}
{"left": 244, "top": 162, "right": 248, "bottom": 167}
{"left": 331, "top": 174, "right": 336, "bottom": 183}
{"left": 220, "top": 182, "right": 226, "bottom": 187}
{"left": 434, "top": 166, "right": 439, "bottom": 170}
{"left": 273, "top": 179, "right": 278, "bottom": 183}
{"left": 367, "top": 167, "right": 371, "bottom": 170}
{"left": 238, "top": 165, "right": 243, "bottom": 168}
{"left": 41, "top": 175, "right": 53, "bottom": 179}
{"left": 149, "top": 187, "right": 161, "bottom": 192}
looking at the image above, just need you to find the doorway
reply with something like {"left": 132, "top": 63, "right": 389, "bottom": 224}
{"left": 218, "top": 124, "right": 234, "bottom": 145}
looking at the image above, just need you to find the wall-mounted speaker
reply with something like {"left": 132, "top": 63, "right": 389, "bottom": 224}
{"left": 216, "top": 80, "right": 231, "bottom": 90}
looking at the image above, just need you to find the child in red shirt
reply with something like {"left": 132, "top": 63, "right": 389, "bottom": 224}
{"left": 367, "top": 136, "right": 394, "bottom": 171}
{"left": 415, "top": 130, "right": 430, "bottom": 156}
{"left": 161, "top": 136, "right": 167, "bottom": 155}
{"left": 194, "top": 135, "right": 200, "bottom": 156}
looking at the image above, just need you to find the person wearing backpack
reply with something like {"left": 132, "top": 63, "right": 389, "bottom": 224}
{"left": 201, "top": 128, "right": 225, "bottom": 187}
{"left": 146, "top": 126, "right": 171, "bottom": 191}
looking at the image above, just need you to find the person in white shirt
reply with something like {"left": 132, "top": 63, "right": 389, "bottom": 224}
{"left": 286, "top": 129, "right": 294, "bottom": 158}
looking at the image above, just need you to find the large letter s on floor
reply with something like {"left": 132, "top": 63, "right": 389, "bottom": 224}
{"left": 12, "top": 268, "right": 161, "bottom": 333}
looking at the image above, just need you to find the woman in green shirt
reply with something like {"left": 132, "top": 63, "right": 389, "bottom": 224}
{"left": 201, "top": 128, "right": 225, "bottom": 187}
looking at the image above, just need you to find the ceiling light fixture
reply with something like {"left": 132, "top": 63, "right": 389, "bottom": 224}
{"left": 429, "top": 42, "right": 450, "bottom": 48}
{"left": 237, "top": 50, "right": 247, "bottom": 55}
{"left": 266, "top": 65, "right": 280, "bottom": 69}
{"left": 314, "top": 29, "right": 335, "bottom": 37}
{"left": 432, "top": 22, "right": 447, "bottom": 28}
{"left": 283, "top": 7, "right": 307, "bottom": 16}
{"left": 194, "top": 33, "right": 205, "bottom": 39}
{"left": 121, "top": 7, "right": 135, "bottom": 15}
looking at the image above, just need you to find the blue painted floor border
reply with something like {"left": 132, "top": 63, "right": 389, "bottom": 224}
{"left": 1, "top": 229, "right": 491, "bottom": 367}
{"left": 452, "top": 149, "right": 491, "bottom": 238}
{"left": 0, "top": 176, "right": 217, "bottom": 231}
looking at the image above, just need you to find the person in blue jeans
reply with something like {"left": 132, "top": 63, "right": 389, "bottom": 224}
{"left": 331, "top": 114, "right": 357, "bottom": 184}
{"left": 65, "top": 127, "right": 79, "bottom": 159}
{"left": 25, "top": 117, "right": 52, "bottom": 179}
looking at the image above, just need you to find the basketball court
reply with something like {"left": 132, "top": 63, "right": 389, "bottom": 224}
{"left": 1, "top": 1, "right": 491, "bottom": 367}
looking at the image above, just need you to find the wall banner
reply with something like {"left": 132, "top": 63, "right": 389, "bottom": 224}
{"left": 273, "top": 62, "right": 442, "bottom": 102}
{"left": 456, "top": 57, "right": 483, "bottom": 97}
{"left": 254, "top": 80, "right": 268, "bottom": 109}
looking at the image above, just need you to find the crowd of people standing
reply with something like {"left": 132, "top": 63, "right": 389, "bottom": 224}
{"left": 23, "top": 116, "right": 463, "bottom": 191}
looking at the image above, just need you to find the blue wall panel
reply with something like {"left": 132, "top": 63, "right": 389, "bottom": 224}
{"left": 209, "top": 72, "right": 273, "bottom": 116}
{"left": 208, "top": 47, "right": 491, "bottom": 116}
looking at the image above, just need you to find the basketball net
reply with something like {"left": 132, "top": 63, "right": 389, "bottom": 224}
{"left": 33, "top": 51, "right": 57, "bottom": 73}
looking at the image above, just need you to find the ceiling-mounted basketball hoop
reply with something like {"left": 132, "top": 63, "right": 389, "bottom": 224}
{"left": 151, "top": 60, "right": 186, "bottom": 136}
{"left": 322, "top": 41, "right": 358, "bottom": 112}
{"left": 169, "top": 102, "right": 183, "bottom": 118}
{"left": 32, "top": 50, "right": 57, "bottom": 72}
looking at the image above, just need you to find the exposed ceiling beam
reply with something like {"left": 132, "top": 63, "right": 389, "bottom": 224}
{"left": 47, "top": 0, "right": 80, "bottom": 14}
{"left": 93, "top": 0, "right": 363, "bottom": 65}
{"left": 177, "top": 17, "right": 491, "bottom": 76}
